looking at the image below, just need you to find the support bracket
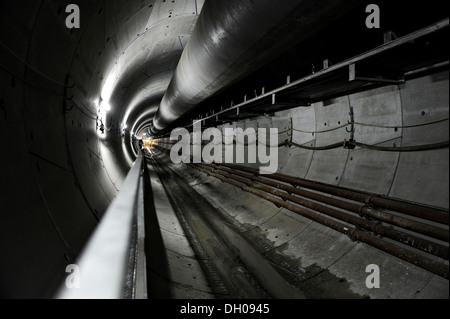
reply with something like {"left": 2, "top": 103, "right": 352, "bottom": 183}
{"left": 349, "top": 63, "right": 405, "bottom": 84}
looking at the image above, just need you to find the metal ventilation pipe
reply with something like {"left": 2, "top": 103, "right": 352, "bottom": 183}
{"left": 151, "top": 0, "right": 358, "bottom": 133}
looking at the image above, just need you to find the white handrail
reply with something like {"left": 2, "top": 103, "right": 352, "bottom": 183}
{"left": 57, "top": 152, "right": 145, "bottom": 299}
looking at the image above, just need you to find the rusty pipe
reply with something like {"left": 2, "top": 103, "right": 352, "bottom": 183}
{"left": 207, "top": 164, "right": 449, "bottom": 242}
{"left": 191, "top": 165, "right": 449, "bottom": 279}
{"left": 216, "top": 163, "right": 449, "bottom": 225}
{"left": 200, "top": 165, "right": 448, "bottom": 260}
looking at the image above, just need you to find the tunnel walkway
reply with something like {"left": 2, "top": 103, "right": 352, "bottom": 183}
{"left": 143, "top": 153, "right": 215, "bottom": 298}
{"left": 145, "top": 150, "right": 304, "bottom": 298}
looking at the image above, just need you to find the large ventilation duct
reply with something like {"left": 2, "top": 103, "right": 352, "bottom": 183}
{"left": 151, "top": 0, "right": 358, "bottom": 133}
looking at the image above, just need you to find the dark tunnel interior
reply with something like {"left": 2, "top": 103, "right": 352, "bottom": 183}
{"left": 0, "top": 0, "right": 448, "bottom": 300}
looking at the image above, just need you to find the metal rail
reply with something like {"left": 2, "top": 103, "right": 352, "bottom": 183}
{"left": 57, "top": 152, "right": 147, "bottom": 299}
{"left": 150, "top": 146, "right": 449, "bottom": 278}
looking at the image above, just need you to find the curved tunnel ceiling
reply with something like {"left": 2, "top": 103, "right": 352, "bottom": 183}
{"left": 96, "top": 2, "right": 200, "bottom": 133}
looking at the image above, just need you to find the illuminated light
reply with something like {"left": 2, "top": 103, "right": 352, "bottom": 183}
{"left": 96, "top": 98, "right": 110, "bottom": 137}
{"left": 101, "top": 66, "right": 117, "bottom": 107}
{"left": 98, "top": 101, "right": 111, "bottom": 114}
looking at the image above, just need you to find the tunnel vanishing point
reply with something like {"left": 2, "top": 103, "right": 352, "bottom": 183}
{"left": 0, "top": 0, "right": 449, "bottom": 299}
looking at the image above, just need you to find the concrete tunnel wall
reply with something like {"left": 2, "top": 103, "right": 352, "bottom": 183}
{"left": 0, "top": 0, "right": 448, "bottom": 298}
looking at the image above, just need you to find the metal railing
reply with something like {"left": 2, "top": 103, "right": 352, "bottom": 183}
{"left": 57, "top": 152, "right": 147, "bottom": 299}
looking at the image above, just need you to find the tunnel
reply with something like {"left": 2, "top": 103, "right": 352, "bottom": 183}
{"left": 0, "top": 0, "right": 449, "bottom": 300}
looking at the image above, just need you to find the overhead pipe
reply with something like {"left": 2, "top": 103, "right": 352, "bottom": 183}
{"left": 151, "top": 0, "right": 359, "bottom": 134}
